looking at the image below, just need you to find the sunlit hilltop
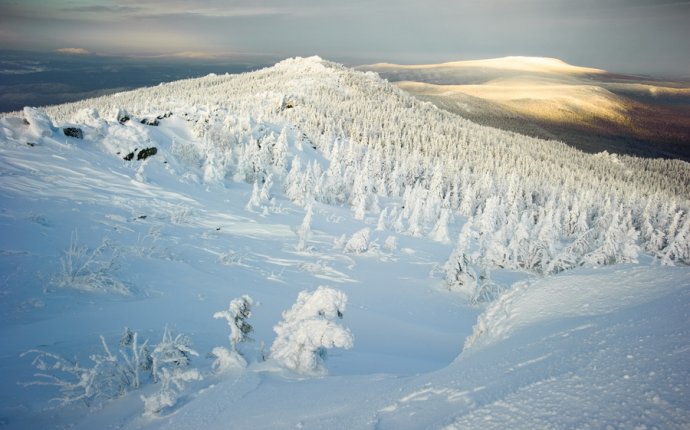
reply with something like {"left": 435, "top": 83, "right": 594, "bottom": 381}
{"left": 363, "top": 57, "right": 690, "bottom": 160}
{"left": 371, "top": 56, "right": 607, "bottom": 75}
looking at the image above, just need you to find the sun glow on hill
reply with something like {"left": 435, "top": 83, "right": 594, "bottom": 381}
{"left": 371, "top": 56, "right": 607, "bottom": 75}
{"left": 397, "top": 78, "right": 629, "bottom": 125}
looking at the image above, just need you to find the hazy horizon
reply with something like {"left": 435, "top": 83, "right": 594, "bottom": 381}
{"left": 1, "top": 0, "right": 689, "bottom": 78}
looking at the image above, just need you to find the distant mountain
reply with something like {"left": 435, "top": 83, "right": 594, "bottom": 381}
{"left": 0, "top": 50, "right": 270, "bottom": 114}
{"left": 361, "top": 57, "right": 690, "bottom": 161}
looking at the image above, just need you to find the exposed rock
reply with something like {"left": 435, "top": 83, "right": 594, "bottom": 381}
{"left": 123, "top": 152, "right": 135, "bottom": 161}
{"left": 63, "top": 127, "right": 83, "bottom": 139}
{"left": 137, "top": 147, "right": 157, "bottom": 160}
{"left": 140, "top": 118, "right": 160, "bottom": 126}
{"left": 117, "top": 109, "right": 131, "bottom": 124}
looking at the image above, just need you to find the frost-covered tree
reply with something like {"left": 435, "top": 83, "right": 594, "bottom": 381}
{"left": 444, "top": 221, "right": 478, "bottom": 297}
{"left": 273, "top": 128, "right": 289, "bottom": 173}
{"left": 343, "top": 228, "right": 371, "bottom": 254}
{"left": 214, "top": 295, "right": 254, "bottom": 348}
{"left": 296, "top": 203, "right": 313, "bottom": 251}
{"left": 270, "top": 286, "right": 353, "bottom": 375}
{"left": 212, "top": 295, "right": 254, "bottom": 372}
{"left": 260, "top": 173, "right": 274, "bottom": 203}
{"left": 245, "top": 180, "right": 262, "bottom": 211}
{"left": 429, "top": 207, "right": 451, "bottom": 243}
{"left": 376, "top": 207, "right": 389, "bottom": 231}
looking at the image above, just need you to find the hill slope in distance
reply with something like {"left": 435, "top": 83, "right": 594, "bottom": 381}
{"left": 361, "top": 56, "right": 690, "bottom": 161}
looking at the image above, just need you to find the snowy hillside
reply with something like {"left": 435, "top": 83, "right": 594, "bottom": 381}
{"left": 361, "top": 57, "right": 690, "bottom": 161}
{"left": 1, "top": 56, "right": 689, "bottom": 429}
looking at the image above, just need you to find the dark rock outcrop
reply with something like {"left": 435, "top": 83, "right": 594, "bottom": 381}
{"left": 140, "top": 118, "right": 160, "bottom": 126}
{"left": 137, "top": 147, "right": 157, "bottom": 160}
{"left": 63, "top": 127, "right": 83, "bottom": 139}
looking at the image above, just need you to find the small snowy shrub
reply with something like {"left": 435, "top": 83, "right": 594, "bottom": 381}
{"left": 170, "top": 137, "right": 202, "bottom": 167}
{"left": 21, "top": 328, "right": 151, "bottom": 407}
{"left": 141, "top": 367, "right": 201, "bottom": 417}
{"left": 209, "top": 346, "right": 247, "bottom": 373}
{"left": 219, "top": 250, "right": 244, "bottom": 266}
{"left": 53, "top": 231, "right": 129, "bottom": 295}
{"left": 170, "top": 205, "right": 193, "bottom": 224}
{"left": 151, "top": 327, "right": 198, "bottom": 383}
{"left": 212, "top": 295, "right": 253, "bottom": 372}
{"left": 343, "top": 228, "right": 370, "bottom": 254}
{"left": 270, "top": 286, "right": 353, "bottom": 375}
{"left": 469, "top": 270, "right": 506, "bottom": 305}
{"left": 141, "top": 327, "right": 200, "bottom": 416}
{"left": 383, "top": 235, "right": 398, "bottom": 250}
{"left": 22, "top": 326, "right": 200, "bottom": 414}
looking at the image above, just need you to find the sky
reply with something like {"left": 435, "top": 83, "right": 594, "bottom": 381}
{"left": 1, "top": 0, "right": 689, "bottom": 76}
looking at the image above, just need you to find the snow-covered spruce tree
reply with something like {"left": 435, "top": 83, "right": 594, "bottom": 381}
{"left": 211, "top": 295, "right": 254, "bottom": 372}
{"left": 270, "top": 286, "right": 353, "bottom": 375}
{"left": 245, "top": 180, "right": 262, "bottom": 211}
{"left": 444, "top": 221, "right": 478, "bottom": 297}
{"left": 429, "top": 206, "right": 452, "bottom": 243}
{"left": 295, "top": 203, "right": 313, "bottom": 252}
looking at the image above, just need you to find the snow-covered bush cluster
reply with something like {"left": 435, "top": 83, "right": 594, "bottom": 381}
{"left": 271, "top": 286, "right": 353, "bottom": 374}
{"left": 52, "top": 231, "right": 129, "bottom": 295}
{"left": 23, "top": 288, "right": 353, "bottom": 415}
{"left": 21, "top": 327, "right": 199, "bottom": 414}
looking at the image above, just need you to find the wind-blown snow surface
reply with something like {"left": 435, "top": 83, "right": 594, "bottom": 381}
{"left": 0, "top": 56, "right": 689, "bottom": 429}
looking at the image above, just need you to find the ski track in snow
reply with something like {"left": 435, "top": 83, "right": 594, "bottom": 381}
{"left": 0, "top": 56, "right": 689, "bottom": 429}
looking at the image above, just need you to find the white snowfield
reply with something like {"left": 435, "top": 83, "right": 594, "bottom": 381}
{"left": 0, "top": 56, "right": 688, "bottom": 429}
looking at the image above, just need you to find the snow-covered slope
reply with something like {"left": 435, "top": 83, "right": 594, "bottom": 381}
{"left": 1, "top": 56, "right": 689, "bottom": 429}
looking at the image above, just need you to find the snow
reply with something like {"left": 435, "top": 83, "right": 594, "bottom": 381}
{"left": 463, "top": 262, "right": 690, "bottom": 352}
{"left": 0, "top": 56, "right": 689, "bottom": 429}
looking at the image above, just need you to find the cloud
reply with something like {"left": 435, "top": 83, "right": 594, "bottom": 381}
{"left": 0, "top": 0, "right": 688, "bottom": 76}
{"left": 57, "top": 5, "right": 142, "bottom": 14}
{"left": 55, "top": 48, "right": 92, "bottom": 55}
